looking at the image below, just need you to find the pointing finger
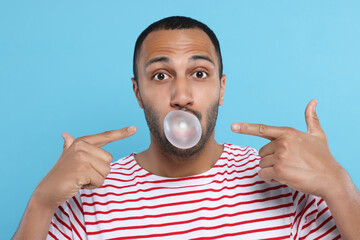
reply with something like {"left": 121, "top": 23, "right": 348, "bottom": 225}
{"left": 231, "top": 123, "right": 286, "bottom": 141}
{"left": 80, "top": 126, "right": 137, "bottom": 148}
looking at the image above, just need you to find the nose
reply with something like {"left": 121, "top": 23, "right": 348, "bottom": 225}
{"left": 170, "top": 76, "right": 194, "bottom": 109}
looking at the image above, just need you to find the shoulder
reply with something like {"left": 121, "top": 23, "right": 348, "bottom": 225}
{"left": 222, "top": 143, "right": 260, "bottom": 163}
{"left": 110, "top": 153, "right": 137, "bottom": 171}
{"left": 107, "top": 153, "right": 146, "bottom": 181}
{"left": 218, "top": 143, "right": 261, "bottom": 177}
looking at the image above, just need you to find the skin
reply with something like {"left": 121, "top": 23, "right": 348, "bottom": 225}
{"left": 13, "top": 28, "right": 359, "bottom": 239}
{"left": 131, "top": 29, "right": 225, "bottom": 178}
{"left": 232, "top": 99, "right": 360, "bottom": 239}
{"left": 12, "top": 127, "right": 137, "bottom": 239}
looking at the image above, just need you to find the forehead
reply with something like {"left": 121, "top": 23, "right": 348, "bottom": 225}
{"left": 138, "top": 28, "right": 217, "bottom": 65}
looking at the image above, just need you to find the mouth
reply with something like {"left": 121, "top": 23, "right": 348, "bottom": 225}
{"left": 163, "top": 109, "right": 202, "bottom": 149}
{"left": 178, "top": 108, "right": 202, "bottom": 121}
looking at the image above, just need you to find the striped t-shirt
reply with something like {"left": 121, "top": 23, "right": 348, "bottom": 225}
{"left": 48, "top": 144, "right": 341, "bottom": 239}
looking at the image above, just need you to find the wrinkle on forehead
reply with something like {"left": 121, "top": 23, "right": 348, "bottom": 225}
{"left": 139, "top": 29, "right": 217, "bottom": 66}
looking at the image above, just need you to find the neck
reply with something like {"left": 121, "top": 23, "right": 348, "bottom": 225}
{"left": 134, "top": 133, "right": 223, "bottom": 178}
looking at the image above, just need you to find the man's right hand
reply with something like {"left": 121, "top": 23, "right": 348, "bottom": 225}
{"left": 34, "top": 126, "right": 136, "bottom": 210}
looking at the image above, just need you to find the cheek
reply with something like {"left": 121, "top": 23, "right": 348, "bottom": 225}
{"left": 139, "top": 84, "right": 171, "bottom": 105}
{"left": 193, "top": 82, "right": 220, "bottom": 105}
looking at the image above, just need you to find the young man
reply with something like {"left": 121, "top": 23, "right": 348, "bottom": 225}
{"left": 14, "top": 16, "right": 360, "bottom": 239}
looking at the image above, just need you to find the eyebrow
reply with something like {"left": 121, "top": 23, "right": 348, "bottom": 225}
{"left": 190, "top": 55, "right": 215, "bottom": 66}
{"left": 145, "top": 54, "right": 215, "bottom": 69}
{"left": 145, "top": 56, "right": 170, "bottom": 69}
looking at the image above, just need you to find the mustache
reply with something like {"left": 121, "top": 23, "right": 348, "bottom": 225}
{"left": 179, "top": 107, "right": 202, "bottom": 121}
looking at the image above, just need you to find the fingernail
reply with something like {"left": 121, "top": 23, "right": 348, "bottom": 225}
{"left": 232, "top": 124, "right": 240, "bottom": 131}
{"left": 127, "top": 126, "right": 135, "bottom": 133}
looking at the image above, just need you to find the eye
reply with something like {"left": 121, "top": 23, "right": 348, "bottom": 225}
{"left": 192, "top": 71, "right": 208, "bottom": 79}
{"left": 153, "top": 72, "right": 170, "bottom": 81}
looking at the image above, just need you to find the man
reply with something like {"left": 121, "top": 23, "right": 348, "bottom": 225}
{"left": 14, "top": 16, "right": 360, "bottom": 239}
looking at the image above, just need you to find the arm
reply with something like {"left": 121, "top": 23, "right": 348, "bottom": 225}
{"left": 12, "top": 189, "right": 58, "bottom": 239}
{"left": 231, "top": 100, "right": 360, "bottom": 239}
{"left": 12, "top": 127, "right": 136, "bottom": 240}
{"left": 322, "top": 169, "right": 360, "bottom": 239}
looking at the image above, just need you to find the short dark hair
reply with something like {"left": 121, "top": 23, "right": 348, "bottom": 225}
{"left": 133, "top": 16, "right": 223, "bottom": 82}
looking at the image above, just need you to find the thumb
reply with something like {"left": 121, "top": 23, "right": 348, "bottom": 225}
{"left": 62, "top": 132, "right": 75, "bottom": 151}
{"left": 305, "top": 99, "right": 324, "bottom": 136}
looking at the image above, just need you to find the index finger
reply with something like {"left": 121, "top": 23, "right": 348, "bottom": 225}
{"left": 79, "top": 126, "right": 136, "bottom": 147}
{"left": 231, "top": 123, "right": 285, "bottom": 140}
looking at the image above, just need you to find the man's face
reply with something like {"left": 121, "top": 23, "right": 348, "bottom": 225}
{"left": 132, "top": 28, "right": 226, "bottom": 157}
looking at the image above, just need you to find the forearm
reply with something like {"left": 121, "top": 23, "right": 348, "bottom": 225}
{"left": 12, "top": 189, "right": 57, "bottom": 240}
{"left": 323, "top": 170, "right": 360, "bottom": 240}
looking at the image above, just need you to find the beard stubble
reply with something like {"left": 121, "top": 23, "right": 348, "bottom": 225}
{"left": 142, "top": 100, "right": 220, "bottom": 159}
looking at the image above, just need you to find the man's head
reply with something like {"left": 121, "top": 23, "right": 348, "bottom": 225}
{"left": 131, "top": 16, "right": 226, "bottom": 158}
{"left": 133, "top": 16, "right": 223, "bottom": 82}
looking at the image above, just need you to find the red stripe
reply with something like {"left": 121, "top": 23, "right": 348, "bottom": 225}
{"left": 72, "top": 196, "right": 84, "bottom": 215}
{"left": 217, "top": 156, "right": 259, "bottom": 167}
{"left": 109, "top": 166, "right": 143, "bottom": 176}
{"left": 111, "top": 161, "right": 137, "bottom": 171}
{"left": 314, "top": 224, "right": 337, "bottom": 240}
{"left": 317, "top": 198, "right": 324, "bottom": 206}
{"left": 333, "top": 234, "right": 342, "bottom": 240}
{"left": 105, "top": 218, "right": 291, "bottom": 240}
{"left": 59, "top": 205, "right": 69, "bottom": 218}
{"left": 96, "top": 171, "right": 259, "bottom": 195}
{"left": 108, "top": 154, "right": 259, "bottom": 181}
{"left": 292, "top": 193, "right": 306, "bottom": 229}
{"left": 112, "top": 158, "right": 257, "bottom": 178}
{"left": 294, "top": 197, "right": 315, "bottom": 239}
{"left": 189, "top": 224, "right": 292, "bottom": 240}
{"left": 225, "top": 144, "right": 253, "bottom": 152}
{"left": 85, "top": 193, "right": 293, "bottom": 225}
{"left": 82, "top": 174, "right": 263, "bottom": 199}
{"left": 222, "top": 148, "right": 252, "bottom": 157}
{"left": 96, "top": 173, "right": 258, "bottom": 197}
{"left": 89, "top": 210, "right": 293, "bottom": 235}
{"left": 110, "top": 145, "right": 257, "bottom": 171}
{"left": 110, "top": 154, "right": 133, "bottom": 167}
{"left": 91, "top": 164, "right": 260, "bottom": 195}
{"left": 102, "top": 172, "right": 152, "bottom": 184}
{"left": 54, "top": 213, "right": 71, "bottom": 231}
{"left": 298, "top": 205, "right": 333, "bottom": 239}
{"left": 83, "top": 184, "right": 288, "bottom": 216}
{"left": 223, "top": 149, "right": 253, "bottom": 159}
{"left": 83, "top": 180, "right": 286, "bottom": 209}
{"left": 47, "top": 231, "right": 59, "bottom": 240}
{"left": 301, "top": 209, "right": 318, "bottom": 229}
{"left": 301, "top": 207, "right": 328, "bottom": 231}
{"left": 292, "top": 190, "right": 299, "bottom": 202}
{"left": 66, "top": 202, "right": 85, "bottom": 239}
{"left": 259, "top": 236, "right": 290, "bottom": 240}
{"left": 214, "top": 153, "right": 259, "bottom": 164}
{"left": 305, "top": 215, "right": 334, "bottom": 238}
{"left": 50, "top": 222, "right": 71, "bottom": 240}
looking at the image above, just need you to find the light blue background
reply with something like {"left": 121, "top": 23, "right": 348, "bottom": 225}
{"left": 1, "top": 0, "right": 359, "bottom": 238}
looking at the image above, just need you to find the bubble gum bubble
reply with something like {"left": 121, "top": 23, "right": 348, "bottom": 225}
{"left": 163, "top": 110, "right": 202, "bottom": 149}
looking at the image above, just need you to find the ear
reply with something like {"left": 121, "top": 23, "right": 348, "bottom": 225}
{"left": 131, "top": 77, "right": 144, "bottom": 109}
{"left": 219, "top": 74, "right": 226, "bottom": 106}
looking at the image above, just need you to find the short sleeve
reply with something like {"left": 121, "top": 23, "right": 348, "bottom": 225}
{"left": 290, "top": 190, "right": 341, "bottom": 239}
{"left": 47, "top": 194, "right": 87, "bottom": 240}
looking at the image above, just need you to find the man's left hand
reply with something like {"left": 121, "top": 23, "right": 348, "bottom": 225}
{"left": 231, "top": 99, "right": 347, "bottom": 199}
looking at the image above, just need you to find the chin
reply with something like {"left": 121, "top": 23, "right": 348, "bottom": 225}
{"left": 159, "top": 136, "right": 208, "bottom": 159}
